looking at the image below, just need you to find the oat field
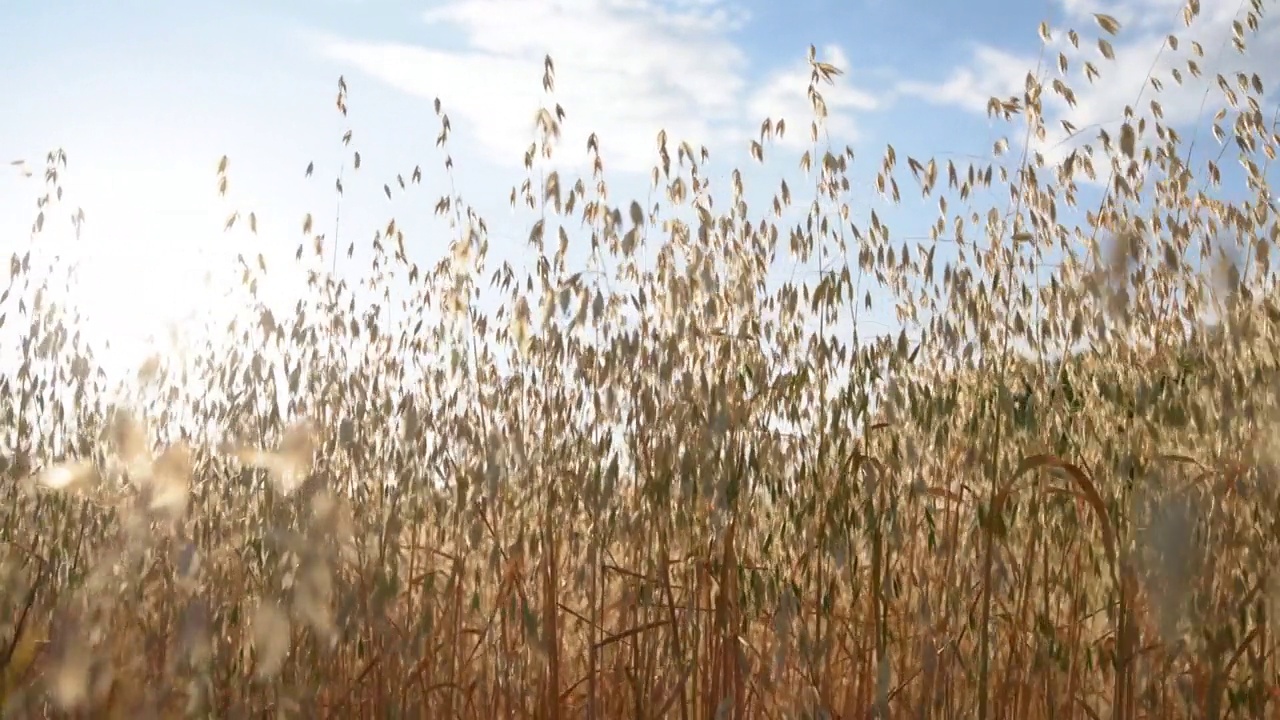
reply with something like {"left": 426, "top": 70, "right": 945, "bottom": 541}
{"left": 5, "top": 4, "right": 1280, "bottom": 719}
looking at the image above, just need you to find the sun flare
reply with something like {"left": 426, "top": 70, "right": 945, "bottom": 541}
{"left": 31, "top": 162, "right": 258, "bottom": 387}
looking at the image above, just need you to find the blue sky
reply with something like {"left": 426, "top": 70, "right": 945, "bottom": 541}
{"left": 2, "top": 0, "right": 1278, "bottom": 385}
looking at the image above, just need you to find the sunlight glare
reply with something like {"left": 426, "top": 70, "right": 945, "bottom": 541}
{"left": 39, "top": 162, "right": 255, "bottom": 388}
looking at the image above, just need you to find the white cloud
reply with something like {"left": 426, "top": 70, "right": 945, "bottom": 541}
{"left": 747, "top": 45, "right": 884, "bottom": 149}
{"left": 894, "top": 0, "right": 1280, "bottom": 169}
{"left": 312, "top": 0, "right": 887, "bottom": 175}
{"left": 1056, "top": 0, "right": 1187, "bottom": 34}
{"left": 896, "top": 45, "right": 1030, "bottom": 116}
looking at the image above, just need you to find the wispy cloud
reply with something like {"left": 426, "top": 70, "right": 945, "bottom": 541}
{"left": 893, "top": 0, "right": 1280, "bottom": 170}
{"left": 896, "top": 45, "right": 1029, "bottom": 117}
{"left": 748, "top": 45, "right": 885, "bottom": 150}
{"left": 311, "top": 0, "right": 889, "bottom": 175}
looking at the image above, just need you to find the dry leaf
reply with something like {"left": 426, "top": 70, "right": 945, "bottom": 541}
{"left": 35, "top": 461, "right": 99, "bottom": 491}
{"left": 1094, "top": 13, "right": 1121, "bottom": 35}
{"left": 144, "top": 443, "right": 192, "bottom": 518}
{"left": 251, "top": 601, "right": 291, "bottom": 679}
{"left": 235, "top": 421, "right": 317, "bottom": 496}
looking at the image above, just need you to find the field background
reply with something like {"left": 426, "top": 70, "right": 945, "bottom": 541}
{"left": 5, "top": 1, "right": 1280, "bottom": 718}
